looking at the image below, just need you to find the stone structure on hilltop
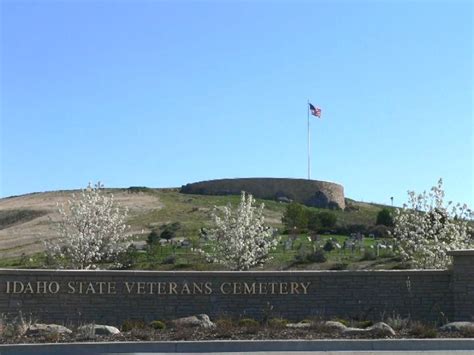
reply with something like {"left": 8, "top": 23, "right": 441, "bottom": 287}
{"left": 180, "top": 178, "right": 345, "bottom": 209}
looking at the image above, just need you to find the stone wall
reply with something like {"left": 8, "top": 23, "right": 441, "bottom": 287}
{"left": 0, "top": 266, "right": 466, "bottom": 325}
{"left": 3, "top": 251, "right": 474, "bottom": 325}
{"left": 449, "top": 250, "right": 474, "bottom": 321}
{"left": 180, "top": 178, "right": 345, "bottom": 209}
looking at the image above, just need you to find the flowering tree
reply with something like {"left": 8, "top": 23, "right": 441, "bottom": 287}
{"left": 45, "top": 182, "right": 130, "bottom": 269}
{"left": 200, "top": 192, "right": 278, "bottom": 270}
{"left": 392, "top": 179, "right": 473, "bottom": 269}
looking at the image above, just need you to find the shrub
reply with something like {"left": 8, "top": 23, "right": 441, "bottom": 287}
{"left": 460, "top": 325, "right": 474, "bottom": 338}
{"left": 376, "top": 208, "right": 394, "bottom": 226}
{"left": 282, "top": 202, "right": 308, "bottom": 230}
{"left": 147, "top": 230, "right": 161, "bottom": 245}
{"left": 44, "top": 182, "right": 130, "bottom": 269}
{"left": 323, "top": 240, "right": 334, "bottom": 252}
{"left": 392, "top": 179, "right": 473, "bottom": 269}
{"left": 267, "top": 318, "right": 288, "bottom": 328}
{"left": 307, "top": 249, "right": 327, "bottom": 263}
{"left": 115, "top": 244, "right": 137, "bottom": 270}
{"left": 122, "top": 319, "right": 146, "bottom": 332}
{"left": 319, "top": 212, "right": 337, "bottom": 228}
{"left": 306, "top": 210, "right": 321, "bottom": 231}
{"left": 238, "top": 318, "right": 259, "bottom": 327}
{"left": 150, "top": 320, "right": 166, "bottom": 330}
{"left": 408, "top": 321, "right": 438, "bottom": 338}
{"left": 162, "top": 255, "right": 176, "bottom": 265}
{"left": 215, "top": 318, "right": 235, "bottom": 337}
{"left": 199, "top": 192, "right": 278, "bottom": 270}
{"left": 385, "top": 312, "right": 410, "bottom": 331}
{"left": 159, "top": 222, "right": 182, "bottom": 240}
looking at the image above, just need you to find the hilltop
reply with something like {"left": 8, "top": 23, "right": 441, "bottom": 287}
{"left": 0, "top": 187, "right": 391, "bottom": 262}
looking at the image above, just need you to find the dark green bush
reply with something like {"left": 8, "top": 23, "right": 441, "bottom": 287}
{"left": 160, "top": 229, "right": 175, "bottom": 240}
{"left": 150, "top": 320, "right": 166, "bottom": 330}
{"left": 267, "top": 318, "right": 288, "bottom": 328}
{"left": 159, "top": 222, "right": 182, "bottom": 240}
{"left": 307, "top": 249, "right": 327, "bottom": 263}
{"left": 282, "top": 203, "right": 308, "bottom": 230}
{"left": 122, "top": 319, "right": 147, "bottom": 332}
{"left": 147, "top": 230, "right": 161, "bottom": 245}
{"left": 319, "top": 212, "right": 337, "bottom": 228}
{"left": 376, "top": 208, "right": 394, "bottom": 227}
{"left": 323, "top": 240, "right": 334, "bottom": 252}
{"left": 162, "top": 255, "right": 176, "bottom": 264}
{"left": 238, "top": 318, "right": 259, "bottom": 327}
{"left": 306, "top": 210, "right": 321, "bottom": 231}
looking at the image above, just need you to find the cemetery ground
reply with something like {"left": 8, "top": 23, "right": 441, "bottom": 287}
{"left": 0, "top": 187, "right": 399, "bottom": 270}
{"left": 1, "top": 187, "right": 474, "bottom": 346}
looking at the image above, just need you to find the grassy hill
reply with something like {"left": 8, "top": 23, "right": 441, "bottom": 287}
{"left": 0, "top": 187, "right": 395, "bottom": 269}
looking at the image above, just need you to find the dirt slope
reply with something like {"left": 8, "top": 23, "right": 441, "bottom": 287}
{"left": 0, "top": 190, "right": 163, "bottom": 258}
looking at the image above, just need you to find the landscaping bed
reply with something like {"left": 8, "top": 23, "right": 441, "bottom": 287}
{"left": 1, "top": 317, "right": 473, "bottom": 344}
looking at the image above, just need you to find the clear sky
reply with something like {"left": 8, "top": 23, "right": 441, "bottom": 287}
{"left": 0, "top": 0, "right": 472, "bottom": 206}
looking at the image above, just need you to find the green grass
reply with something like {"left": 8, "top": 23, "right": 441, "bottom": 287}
{"left": 0, "top": 253, "right": 46, "bottom": 269}
{"left": 127, "top": 189, "right": 287, "bottom": 240}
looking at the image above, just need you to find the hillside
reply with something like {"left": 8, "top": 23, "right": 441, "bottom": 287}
{"left": 0, "top": 187, "right": 388, "bottom": 261}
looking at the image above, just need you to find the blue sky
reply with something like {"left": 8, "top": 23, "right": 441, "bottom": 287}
{"left": 1, "top": 0, "right": 472, "bottom": 206}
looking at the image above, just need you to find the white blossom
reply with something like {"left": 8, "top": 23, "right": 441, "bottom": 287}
{"left": 199, "top": 192, "right": 279, "bottom": 270}
{"left": 45, "top": 182, "right": 130, "bottom": 269}
{"left": 391, "top": 179, "right": 473, "bottom": 269}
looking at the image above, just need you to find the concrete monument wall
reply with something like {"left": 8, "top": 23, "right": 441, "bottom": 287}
{"left": 2, "top": 251, "right": 474, "bottom": 325}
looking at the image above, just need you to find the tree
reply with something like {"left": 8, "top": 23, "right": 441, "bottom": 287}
{"left": 376, "top": 208, "right": 394, "bottom": 226}
{"left": 200, "top": 192, "right": 278, "bottom": 270}
{"left": 306, "top": 209, "right": 322, "bottom": 231}
{"left": 282, "top": 202, "right": 308, "bottom": 230}
{"left": 318, "top": 211, "right": 337, "bottom": 228}
{"left": 45, "top": 182, "right": 130, "bottom": 269}
{"left": 391, "top": 179, "right": 473, "bottom": 269}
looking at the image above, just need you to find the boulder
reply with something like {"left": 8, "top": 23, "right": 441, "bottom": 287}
{"left": 77, "top": 324, "right": 121, "bottom": 336}
{"left": 324, "top": 321, "right": 348, "bottom": 331}
{"left": 172, "top": 314, "right": 215, "bottom": 329}
{"left": 26, "top": 323, "right": 72, "bottom": 337}
{"left": 342, "top": 322, "right": 395, "bottom": 337}
{"left": 367, "top": 322, "right": 396, "bottom": 336}
{"left": 440, "top": 322, "right": 474, "bottom": 332}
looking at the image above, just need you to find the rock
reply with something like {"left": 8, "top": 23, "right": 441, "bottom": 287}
{"left": 286, "top": 322, "right": 311, "bottom": 329}
{"left": 172, "top": 314, "right": 215, "bottom": 329}
{"left": 367, "top": 322, "right": 396, "bottom": 336}
{"left": 26, "top": 323, "right": 72, "bottom": 336}
{"left": 440, "top": 322, "right": 474, "bottom": 332}
{"left": 342, "top": 322, "right": 395, "bottom": 337}
{"left": 77, "top": 324, "right": 121, "bottom": 336}
{"left": 324, "top": 321, "right": 348, "bottom": 331}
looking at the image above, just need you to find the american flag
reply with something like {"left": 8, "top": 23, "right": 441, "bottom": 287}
{"left": 309, "top": 103, "right": 322, "bottom": 118}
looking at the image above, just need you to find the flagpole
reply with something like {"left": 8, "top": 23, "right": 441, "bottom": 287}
{"left": 307, "top": 99, "right": 311, "bottom": 180}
